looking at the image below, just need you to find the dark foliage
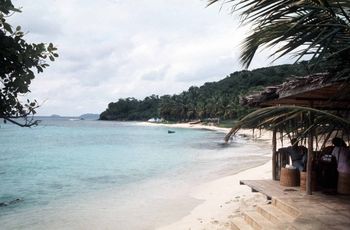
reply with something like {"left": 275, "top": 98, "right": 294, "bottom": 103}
{"left": 100, "top": 63, "right": 309, "bottom": 121}
{"left": 100, "top": 95, "right": 160, "bottom": 121}
{"left": 0, "top": 0, "right": 58, "bottom": 127}
{"left": 208, "top": 0, "right": 350, "bottom": 81}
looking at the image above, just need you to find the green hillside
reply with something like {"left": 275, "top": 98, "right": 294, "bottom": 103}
{"left": 100, "top": 63, "right": 310, "bottom": 122}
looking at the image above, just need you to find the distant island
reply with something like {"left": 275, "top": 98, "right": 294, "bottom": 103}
{"left": 50, "top": 114, "right": 62, "bottom": 118}
{"left": 34, "top": 114, "right": 99, "bottom": 120}
{"left": 100, "top": 63, "right": 310, "bottom": 122}
{"left": 79, "top": 113, "right": 99, "bottom": 120}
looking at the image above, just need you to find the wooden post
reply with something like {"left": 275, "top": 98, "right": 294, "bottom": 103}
{"left": 272, "top": 129, "right": 277, "bottom": 180}
{"left": 306, "top": 111, "right": 314, "bottom": 195}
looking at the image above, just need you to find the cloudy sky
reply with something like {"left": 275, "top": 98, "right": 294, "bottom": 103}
{"left": 10, "top": 0, "right": 289, "bottom": 116}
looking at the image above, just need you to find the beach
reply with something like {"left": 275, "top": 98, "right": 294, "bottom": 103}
{"left": 0, "top": 120, "right": 272, "bottom": 229}
{"left": 140, "top": 121, "right": 273, "bottom": 139}
{"left": 140, "top": 122, "right": 273, "bottom": 230}
{"left": 157, "top": 160, "right": 271, "bottom": 230}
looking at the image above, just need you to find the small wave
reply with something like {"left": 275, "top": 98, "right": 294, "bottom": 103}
{"left": 81, "top": 175, "right": 126, "bottom": 184}
{"left": 69, "top": 118, "right": 80, "bottom": 121}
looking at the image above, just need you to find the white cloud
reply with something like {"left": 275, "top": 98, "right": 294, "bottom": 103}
{"left": 9, "top": 0, "right": 290, "bottom": 116}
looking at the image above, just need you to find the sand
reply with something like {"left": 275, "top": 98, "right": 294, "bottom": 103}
{"left": 157, "top": 160, "right": 272, "bottom": 230}
{"left": 139, "top": 121, "right": 274, "bottom": 141}
{"left": 138, "top": 122, "right": 273, "bottom": 229}
{"left": 137, "top": 121, "right": 277, "bottom": 229}
{"left": 138, "top": 121, "right": 230, "bottom": 133}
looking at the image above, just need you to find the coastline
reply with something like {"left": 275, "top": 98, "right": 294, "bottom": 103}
{"left": 138, "top": 121, "right": 231, "bottom": 133}
{"left": 139, "top": 121, "right": 274, "bottom": 141}
{"left": 0, "top": 120, "right": 273, "bottom": 229}
{"left": 138, "top": 122, "right": 273, "bottom": 230}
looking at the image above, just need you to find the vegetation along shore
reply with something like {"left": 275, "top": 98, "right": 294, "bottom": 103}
{"left": 100, "top": 63, "right": 310, "bottom": 123}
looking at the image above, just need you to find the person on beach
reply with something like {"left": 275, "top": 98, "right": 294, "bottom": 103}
{"left": 331, "top": 137, "right": 350, "bottom": 194}
{"left": 285, "top": 138, "right": 308, "bottom": 171}
{"left": 318, "top": 145, "right": 337, "bottom": 192}
{"left": 331, "top": 137, "right": 350, "bottom": 174}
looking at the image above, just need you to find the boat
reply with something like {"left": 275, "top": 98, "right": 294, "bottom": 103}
{"left": 189, "top": 120, "right": 201, "bottom": 125}
{"left": 168, "top": 130, "right": 175, "bottom": 134}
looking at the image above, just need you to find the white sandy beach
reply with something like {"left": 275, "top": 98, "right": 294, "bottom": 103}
{"left": 157, "top": 160, "right": 272, "bottom": 230}
{"left": 139, "top": 121, "right": 231, "bottom": 133}
{"left": 139, "top": 121, "right": 274, "bottom": 141}
{"left": 139, "top": 122, "right": 274, "bottom": 230}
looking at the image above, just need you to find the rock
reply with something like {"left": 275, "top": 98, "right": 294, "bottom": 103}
{"left": 0, "top": 198, "right": 23, "bottom": 207}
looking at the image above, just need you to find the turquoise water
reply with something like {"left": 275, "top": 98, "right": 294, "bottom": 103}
{"left": 0, "top": 119, "right": 269, "bottom": 229}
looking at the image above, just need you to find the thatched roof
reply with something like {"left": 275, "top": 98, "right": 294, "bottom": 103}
{"left": 241, "top": 73, "right": 350, "bottom": 110}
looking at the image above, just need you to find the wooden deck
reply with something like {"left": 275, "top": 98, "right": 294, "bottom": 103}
{"left": 237, "top": 180, "right": 350, "bottom": 229}
{"left": 240, "top": 180, "right": 304, "bottom": 200}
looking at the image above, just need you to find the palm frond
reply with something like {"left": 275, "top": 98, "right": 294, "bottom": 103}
{"left": 224, "top": 105, "right": 350, "bottom": 143}
{"left": 208, "top": 0, "right": 350, "bottom": 78}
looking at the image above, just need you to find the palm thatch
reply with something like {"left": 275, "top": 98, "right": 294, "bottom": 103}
{"left": 240, "top": 73, "right": 350, "bottom": 110}
{"left": 206, "top": 0, "right": 350, "bottom": 145}
{"left": 228, "top": 74, "right": 350, "bottom": 145}
{"left": 208, "top": 1, "right": 350, "bottom": 194}
{"left": 225, "top": 105, "right": 350, "bottom": 148}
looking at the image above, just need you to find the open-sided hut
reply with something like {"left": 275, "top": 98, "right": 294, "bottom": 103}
{"left": 230, "top": 74, "right": 350, "bottom": 195}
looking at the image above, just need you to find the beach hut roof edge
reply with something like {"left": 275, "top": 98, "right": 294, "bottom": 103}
{"left": 241, "top": 73, "right": 350, "bottom": 111}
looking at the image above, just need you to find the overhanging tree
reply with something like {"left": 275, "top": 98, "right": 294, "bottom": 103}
{"left": 208, "top": 0, "right": 350, "bottom": 79}
{"left": 207, "top": 0, "right": 350, "bottom": 141}
{"left": 208, "top": 1, "right": 350, "bottom": 195}
{"left": 0, "top": 0, "right": 58, "bottom": 127}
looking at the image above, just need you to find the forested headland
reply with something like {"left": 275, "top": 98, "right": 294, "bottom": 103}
{"left": 100, "top": 63, "right": 309, "bottom": 122}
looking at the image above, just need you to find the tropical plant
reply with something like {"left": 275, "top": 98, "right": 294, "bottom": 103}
{"left": 0, "top": 0, "right": 58, "bottom": 127}
{"left": 100, "top": 63, "right": 309, "bottom": 122}
{"left": 206, "top": 0, "right": 350, "bottom": 147}
{"left": 224, "top": 105, "right": 350, "bottom": 147}
{"left": 207, "top": 0, "right": 350, "bottom": 79}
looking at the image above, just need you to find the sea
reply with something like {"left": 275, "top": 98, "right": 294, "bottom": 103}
{"left": 0, "top": 118, "right": 270, "bottom": 229}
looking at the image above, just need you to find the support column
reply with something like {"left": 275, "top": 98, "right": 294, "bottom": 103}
{"left": 306, "top": 112, "right": 314, "bottom": 195}
{"left": 272, "top": 129, "right": 277, "bottom": 180}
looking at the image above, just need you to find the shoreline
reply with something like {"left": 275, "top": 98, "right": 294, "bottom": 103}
{"left": 2, "top": 120, "right": 276, "bottom": 230}
{"left": 137, "top": 121, "right": 273, "bottom": 230}
{"left": 138, "top": 121, "right": 231, "bottom": 133}
{"left": 139, "top": 121, "right": 273, "bottom": 140}
{"left": 157, "top": 160, "right": 272, "bottom": 230}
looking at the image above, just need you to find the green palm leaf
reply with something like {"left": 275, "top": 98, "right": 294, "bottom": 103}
{"left": 208, "top": 0, "right": 350, "bottom": 78}
{"left": 224, "top": 105, "right": 350, "bottom": 144}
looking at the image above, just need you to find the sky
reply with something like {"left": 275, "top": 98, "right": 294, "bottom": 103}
{"left": 10, "top": 0, "right": 290, "bottom": 116}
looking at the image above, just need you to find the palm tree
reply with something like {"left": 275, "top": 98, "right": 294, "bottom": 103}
{"left": 206, "top": 0, "right": 350, "bottom": 147}
{"left": 208, "top": 0, "right": 350, "bottom": 79}
{"left": 225, "top": 105, "right": 350, "bottom": 144}
{"left": 206, "top": 2, "right": 350, "bottom": 195}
